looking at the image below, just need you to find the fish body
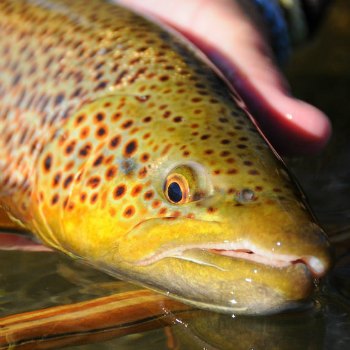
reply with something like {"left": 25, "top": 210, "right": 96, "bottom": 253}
{"left": 0, "top": 0, "right": 330, "bottom": 314}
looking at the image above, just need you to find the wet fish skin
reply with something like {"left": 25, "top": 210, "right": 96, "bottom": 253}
{"left": 0, "top": 0, "right": 330, "bottom": 314}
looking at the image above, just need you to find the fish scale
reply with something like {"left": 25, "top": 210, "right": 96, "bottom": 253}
{"left": 0, "top": 0, "right": 330, "bottom": 315}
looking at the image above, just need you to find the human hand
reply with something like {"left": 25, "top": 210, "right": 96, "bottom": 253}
{"left": 117, "top": 0, "right": 331, "bottom": 155}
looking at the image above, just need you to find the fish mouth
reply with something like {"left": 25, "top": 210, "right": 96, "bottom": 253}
{"left": 114, "top": 217, "right": 330, "bottom": 314}
{"left": 116, "top": 241, "right": 323, "bottom": 315}
{"left": 134, "top": 242, "right": 326, "bottom": 278}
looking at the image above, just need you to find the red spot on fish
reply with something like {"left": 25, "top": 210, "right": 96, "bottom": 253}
{"left": 113, "top": 184, "right": 126, "bottom": 199}
{"left": 123, "top": 205, "right": 135, "bottom": 218}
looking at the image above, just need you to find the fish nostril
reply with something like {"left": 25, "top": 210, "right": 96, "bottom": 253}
{"left": 235, "top": 189, "right": 255, "bottom": 203}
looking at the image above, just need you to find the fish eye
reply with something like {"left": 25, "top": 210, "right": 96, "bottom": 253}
{"left": 163, "top": 163, "right": 213, "bottom": 205}
{"left": 165, "top": 174, "right": 189, "bottom": 204}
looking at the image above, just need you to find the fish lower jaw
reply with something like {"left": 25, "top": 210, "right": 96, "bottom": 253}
{"left": 158, "top": 290, "right": 314, "bottom": 316}
{"left": 135, "top": 242, "right": 326, "bottom": 278}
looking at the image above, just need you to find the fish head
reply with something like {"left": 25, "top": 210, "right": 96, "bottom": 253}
{"left": 35, "top": 91, "right": 330, "bottom": 315}
{"left": 113, "top": 112, "right": 330, "bottom": 315}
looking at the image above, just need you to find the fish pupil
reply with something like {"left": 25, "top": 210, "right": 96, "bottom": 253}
{"left": 168, "top": 182, "right": 183, "bottom": 203}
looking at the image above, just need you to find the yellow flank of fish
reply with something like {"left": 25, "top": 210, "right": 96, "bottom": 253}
{"left": 0, "top": 0, "right": 330, "bottom": 314}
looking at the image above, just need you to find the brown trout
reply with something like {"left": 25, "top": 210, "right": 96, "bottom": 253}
{"left": 0, "top": 0, "right": 330, "bottom": 314}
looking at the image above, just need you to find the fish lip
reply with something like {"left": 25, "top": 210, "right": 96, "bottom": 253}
{"left": 135, "top": 242, "right": 326, "bottom": 278}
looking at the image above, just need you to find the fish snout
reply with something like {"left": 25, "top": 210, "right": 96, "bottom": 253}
{"left": 289, "top": 222, "right": 331, "bottom": 279}
{"left": 218, "top": 195, "right": 332, "bottom": 279}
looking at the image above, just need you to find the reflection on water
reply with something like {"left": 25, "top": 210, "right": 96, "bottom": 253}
{"left": 1, "top": 253, "right": 350, "bottom": 350}
{"left": 1, "top": 0, "right": 350, "bottom": 349}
